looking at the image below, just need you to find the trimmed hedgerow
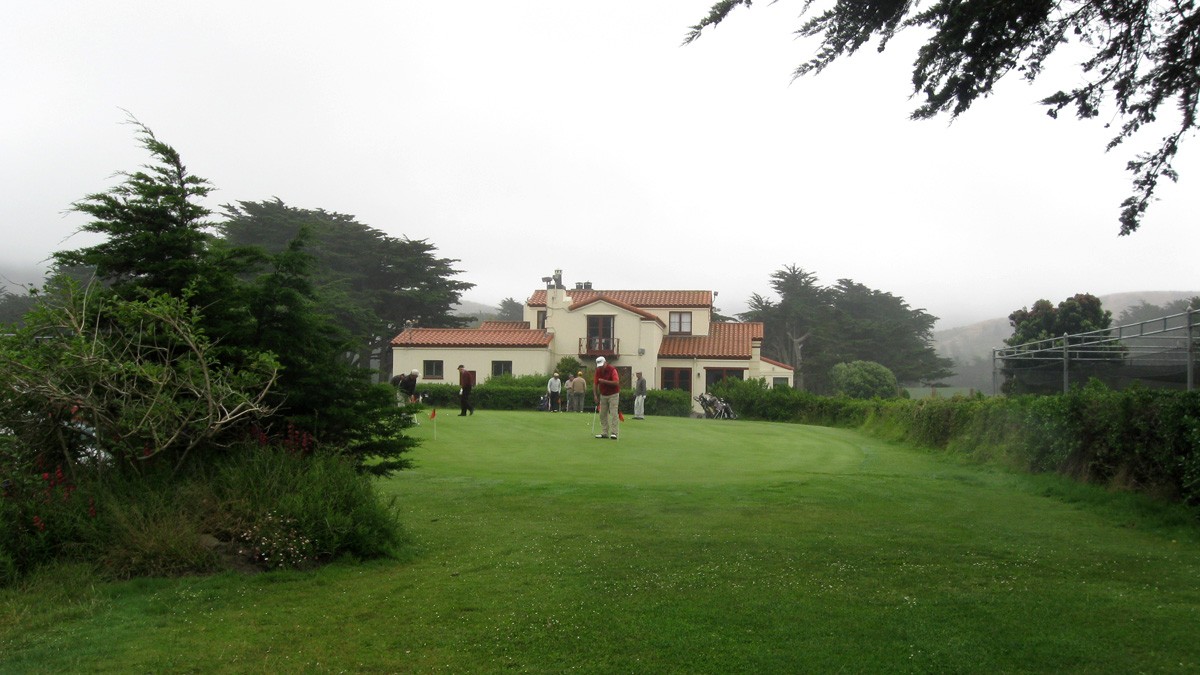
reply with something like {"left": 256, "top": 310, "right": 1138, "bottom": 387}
{"left": 716, "top": 378, "right": 1200, "bottom": 508}
{"left": 414, "top": 380, "right": 694, "bottom": 417}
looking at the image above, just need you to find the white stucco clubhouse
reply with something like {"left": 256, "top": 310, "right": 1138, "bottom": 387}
{"left": 390, "top": 273, "right": 793, "bottom": 408}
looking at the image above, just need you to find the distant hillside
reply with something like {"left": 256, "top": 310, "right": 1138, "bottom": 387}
{"left": 934, "top": 291, "right": 1200, "bottom": 392}
{"left": 453, "top": 299, "right": 506, "bottom": 327}
{"left": 0, "top": 262, "right": 46, "bottom": 292}
{"left": 453, "top": 299, "right": 498, "bottom": 318}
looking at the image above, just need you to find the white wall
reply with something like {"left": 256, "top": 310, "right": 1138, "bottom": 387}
{"left": 391, "top": 347, "right": 553, "bottom": 384}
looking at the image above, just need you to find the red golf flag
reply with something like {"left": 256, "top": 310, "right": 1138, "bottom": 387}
{"left": 429, "top": 409, "right": 437, "bottom": 419}
{"left": 618, "top": 411, "right": 625, "bottom": 422}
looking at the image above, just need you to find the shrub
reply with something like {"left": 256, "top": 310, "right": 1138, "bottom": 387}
{"left": 213, "top": 445, "right": 404, "bottom": 563}
{"left": 0, "top": 442, "right": 404, "bottom": 585}
{"left": 417, "top": 379, "right": 551, "bottom": 412}
{"left": 235, "top": 510, "right": 315, "bottom": 571}
{"left": 0, "top": 445, "right": 107, "bottom": 581}
{"left": 830, "top": 361, "right": 901, "bottom": 399}
{"left": 554, "top": 357, "right": 585, "bottom": 379}
{"left": 0, "top": 279, "right": 279, "bottom": 477}
{"left": 416, "top": 376, "right": 691, "bottom": 416}
{"left": 95, "top": 490, "right": 220, "bottom": 579}
{"left": 643, "top": 389, "right": 693, "bottom": 417}
{"left": 714, "top": 376, "right": 1200, "bottom": 508}
{"left": 713, "top": 378, "right": 876, "bottom": 427}
{"left": 418, "top": 383, "right": 461, "bottom": 408}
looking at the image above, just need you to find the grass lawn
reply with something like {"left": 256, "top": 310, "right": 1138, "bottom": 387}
{"left": 3, "top": 410, "right": 1199, "bottom": 673}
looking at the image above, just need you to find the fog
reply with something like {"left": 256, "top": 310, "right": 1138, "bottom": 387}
{"left": 4, "top": 2, "right": 1198, "bottom": 328}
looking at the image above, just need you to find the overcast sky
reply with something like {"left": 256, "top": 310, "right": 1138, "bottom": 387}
{"left": 4, "top": 2, "right": 1197, "bottom": 329}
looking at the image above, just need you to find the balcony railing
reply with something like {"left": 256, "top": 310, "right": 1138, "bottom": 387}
{"left": 579, "top": 337, "right": 619, "bottom": 358}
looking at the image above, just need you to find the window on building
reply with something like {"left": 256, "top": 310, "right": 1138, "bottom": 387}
{"left": 662, "top": 367, "right": 692, "bottom": 394}
{"left": 615, "top": 366, "right": 632, "bottom": 390}
{"left": 669, "top": 311, "right": 692, "bottom": 335}
{"left": 772, "top": 377, "right": 790, "bottom": 389}
{"left": 423, "top": 360, "right": 444, "bottom": 379}
{"left": 492, "top": 361, "right": 513, "bottom": 377}
{"left": 705, "top": 368, "right": 745, "bottom": 388}
{"left": 587, "top": 315, "right": 615, "bottom": 351}
{"left": 537, "top": 310, "right": 547, "bottom": 329}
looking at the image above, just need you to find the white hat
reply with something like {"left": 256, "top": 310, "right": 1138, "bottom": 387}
{"left": 595, "top": 356, "right": 606, "bottom": 365}
{"left": 410, "top": 369, "right": 419, "bottom": 375}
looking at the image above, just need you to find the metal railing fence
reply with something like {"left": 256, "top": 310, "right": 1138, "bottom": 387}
{"left": 993, "top": 308, "right": 1198, "bottom": 394}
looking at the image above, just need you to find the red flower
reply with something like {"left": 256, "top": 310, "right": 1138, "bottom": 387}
{"left": 33, "top": 515, "right": 45, "bottom": 531}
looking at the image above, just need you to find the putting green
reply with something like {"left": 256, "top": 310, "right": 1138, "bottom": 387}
{"left": 404, "top": 409, "right": 936, "bottom": 486}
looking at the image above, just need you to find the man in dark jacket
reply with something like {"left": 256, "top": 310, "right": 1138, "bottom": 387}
{"left": 457, "top": 364, "right": 475, "bottom": 416}
{"left": 398, "top": 369, "right": 419, "bottom": 403}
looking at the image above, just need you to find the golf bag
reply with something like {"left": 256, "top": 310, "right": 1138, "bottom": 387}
{"left": 695, "top": 392, "right": 737, "bottom": 420}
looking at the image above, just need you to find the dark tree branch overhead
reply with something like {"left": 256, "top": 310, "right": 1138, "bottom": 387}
{"left": 686, "top": 0, "right": 1200, "bottom": 235}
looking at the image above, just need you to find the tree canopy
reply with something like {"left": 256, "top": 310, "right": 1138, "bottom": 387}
{"left": 0, "top": 290, "right": 35, "bottom": 326}
{"left": 1005, "top": 293, "right": 1112, "bottom": 346}
{"left": 686, "top": 0, "right": 1200, "bottom": 235}
{"left": 42, "top": 122, "right": 418, "bottom": 475}
{"left": 0, "top": 278, "right": 279, "bottom": 476}
{"left": 219, "top": 199, "right": 472, "bottom": 378}
{"left": 740, "top": 265, "right": 952, "bottom": 393}
{"left": 53, "top": 118, "right": 217, "bottom": 298}
{"left": 496, "top": 297, "right": 525, "bottom": 322}
{"left": 830, "top": 360, "right": 902, "bottom": 399}
{"left": 1002, "top": 292, "right": 1118, "bottom": 394}
{"left": 1116, "top": 296, "right": 1200, "bottom": 325}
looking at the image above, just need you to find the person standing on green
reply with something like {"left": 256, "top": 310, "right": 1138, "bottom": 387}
{"left": 633, "top": 371, "right": 647, "bottom": 420}
{"left": 547, "top": 372, "right": 562, "bottom": 412}
{"left": 593, "top": 356, "right": 620, "bottom": 439}
{"left": 570, "top": 370, "right": 587, "bottom": 413}
{"left": 457, "top": 364, "right": 475, "bottom": 416}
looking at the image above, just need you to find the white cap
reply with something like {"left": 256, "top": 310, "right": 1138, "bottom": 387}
{"left": 411, "top": 369, "right": 419, "bottom": 375}
{"left": 595, "top": 356, "right": 606, "bottom": 366}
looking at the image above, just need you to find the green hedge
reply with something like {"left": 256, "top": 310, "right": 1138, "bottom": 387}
{"left": 715, "top": 378, "right": 1200, "bottom": 507}
{"left": 712, "top": 379, "right": 878, "bottom": 427}
{"left": 640, "top": 389, "right": 693, "bottom": 417}
{"left": 412, "top": 382, "right": 693, "bottom": 417}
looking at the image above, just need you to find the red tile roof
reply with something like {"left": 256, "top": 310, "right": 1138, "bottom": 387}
{"left": 391, "top": 327, "right": 552, "bottom": 348}
{"left": 528, "top": 289, "right": 712, "bottom": 308}
{"left": 659, "top": 322, "right": 765, "bottom": 359}
{"left": 479, "top": 321, "right": 530, "bottom": 330}
{"left": 761, "top": 356, "right": 794, "bottom": 371}
{"left": 569, "top": 295, "right": 665, "bottom": 327}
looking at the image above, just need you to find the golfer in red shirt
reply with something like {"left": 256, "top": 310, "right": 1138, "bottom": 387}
{"left": 593, "top": 356, "right": 620, "bottom": 439}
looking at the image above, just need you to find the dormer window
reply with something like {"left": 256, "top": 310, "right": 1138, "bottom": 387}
{"left": 669, "top": 311, "right": 692, "bottom": 335}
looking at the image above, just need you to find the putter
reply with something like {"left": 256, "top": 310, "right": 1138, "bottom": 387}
{"left": 590, "top": 405, "right": 597, "bottom": 435}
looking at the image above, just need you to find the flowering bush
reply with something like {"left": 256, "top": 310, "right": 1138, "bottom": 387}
{"left": 0, "top": 448, "right": 102, "bottom": 583}
{"left": 237, "top": 511, "right": 316, "bottom": 570}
